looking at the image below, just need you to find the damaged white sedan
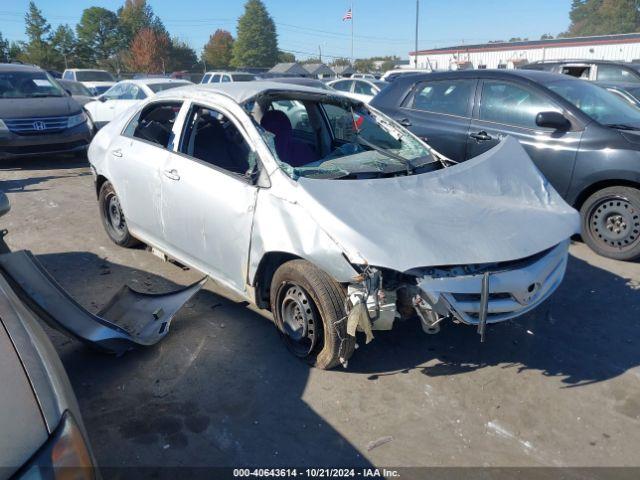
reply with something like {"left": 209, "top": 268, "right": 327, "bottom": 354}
{"left": 88, "top": 82, "right": 579, "bottom": 369}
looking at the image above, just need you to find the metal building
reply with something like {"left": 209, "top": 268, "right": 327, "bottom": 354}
{"left": 409, "top": 33, "right": 640, "bottom": 71}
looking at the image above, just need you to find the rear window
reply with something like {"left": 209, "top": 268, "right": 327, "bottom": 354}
{"left": 75, "top": 71, "right": 115, "bottom": 82}
{"left": 231, "top": 74, "right": 255, "bottom": 82}
{"left": 148, "top": 82, "right": 190, "bottom": 93}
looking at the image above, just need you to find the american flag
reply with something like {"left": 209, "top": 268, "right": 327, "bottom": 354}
{"left": 342, "top": 8, "right": 352, "bottom": 21}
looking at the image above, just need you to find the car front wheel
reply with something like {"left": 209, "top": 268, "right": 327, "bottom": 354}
{"left": 98, "top": 181, "right": 140, "bottom": 248}
{"left": 270, "top": 259, "right": 355, "bottom": 369}
{"left": 581, "top": 186, "right": 640, "bottom": 261}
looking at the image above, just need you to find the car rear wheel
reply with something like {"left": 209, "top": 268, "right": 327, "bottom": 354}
{"left": 270, "top": 259, "right": 355, "bottom": 369}
{"left": 581, "top": 186, "right": 640, "bottom": 261}
{"left": 98, "top": 181, "right": 140, "bottom": 248}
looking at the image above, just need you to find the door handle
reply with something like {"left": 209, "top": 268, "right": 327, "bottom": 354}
{"left": 397, "top": 118, "right": 412, "bottom": 127}
{"left": 111, "top": 149, "right": 122, "bottom": 157}
{"left": 163, "top": 169, "right": 180, "bottom": 181}
{"left": 470, "top": 131, "right": 492, "bottom": 142}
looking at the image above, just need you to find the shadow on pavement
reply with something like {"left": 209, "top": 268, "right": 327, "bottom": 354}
{"left": 0, "top": 155, "right": 91, "bottom": 193}
{"left": 34, "top": 251, "right": 371, "bottom": 469}
{"left": 348, "top": 254, "right": 640, "bottom": 388}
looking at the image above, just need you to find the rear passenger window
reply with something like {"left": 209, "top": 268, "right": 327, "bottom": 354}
{"left": 179, "top": 105, "right": 253, "bottom": 177}
{"left": 411, "top": 79, "right": 475, "bottom": 117}
{"left": 597, "top": 65, "right": 640, "bottom": 83}
{"left": 124, "top": 102, "right": 182, "bottom": 148}
{"left": 353, "top": 81, "right": 375, "bottom": 96}
{"left": 201, "top": 74, "right": 212, "bottom": 84}
{"left": 211, "top": 74, "right": 221, "bottom": 83}
{"left": 332, "top": 80, "right": 352, "bottom": 92}
{"left": 479, "top": 81, "right": 559, "bottom": 129}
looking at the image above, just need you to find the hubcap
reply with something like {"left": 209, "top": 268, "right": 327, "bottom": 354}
{"left": 107, "top": 194, "right": 126, "bottom": 236}
{"left": 279, "top": 283, "right": 318, "bottom": 357}
{"left": 589, "top": 196, "right": 640, "bottom": 251}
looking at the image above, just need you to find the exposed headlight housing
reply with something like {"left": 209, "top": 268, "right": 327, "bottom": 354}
{"left": 17, "top": 411, "right": 95, "bottom": 479}
{"left": 67, "top": 112, "right": 87, "bottom": 129}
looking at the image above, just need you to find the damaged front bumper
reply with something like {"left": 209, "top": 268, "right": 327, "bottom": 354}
{"left": 417, "top": 240, "right": 569, "bottom": 327}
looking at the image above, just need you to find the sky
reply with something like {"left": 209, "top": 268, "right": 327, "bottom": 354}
{"left": 1, "top": 0, "right": 573, "bottom": 60}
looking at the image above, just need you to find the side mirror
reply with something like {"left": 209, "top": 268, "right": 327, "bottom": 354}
{"left": 536, "top": 111, "right": 570, "bottom": 130}
{"left": 98, "top": 96, "right": 107, "bottom": 103}
{"left": 0, "top": 191, "right": 10, "bottom": 218}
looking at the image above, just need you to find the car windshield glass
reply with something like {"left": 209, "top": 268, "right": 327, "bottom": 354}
{"left": 62, "top": 81, "right": 91, "bottom": 96}
{"left": 254, "top": 97, "right": 439, "bottom": 180}
{"left": 546, "top": 79, "right": 640, "bottom": 127}
{"left": 148, "top": 82, "right": 190, "bottom": 93}
{"left": 93, "top": 85, "right": 112, "bottom": 95}
{"left": 232, "top": 74, "right": 255, "bottom": 82}
{"left": 0, "top": 70, "right": 66, "bottom": 98}
{"left": 75, "top": 71, "right": 115, "bottom": 82}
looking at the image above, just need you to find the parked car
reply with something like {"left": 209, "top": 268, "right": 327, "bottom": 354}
{"left": 520, "top": 60, "right": 640, "bottom": 85}
{"left": 381, "top": 68, "right": 431, "bottom": 82}
{"left": 62, "top": 69, "right": 116, "bottom": 96}
{"left": 0, "top": 63, "right": 92, "bottom": 159}
{"left": 327, "top": 78, "right": 388, "bottom": 103}
{"left": 371, "top": 69, "right": 640, "bottom": 260}
{"left": 351, "top": 73, "right": 377, "bottom": 80}
{"left": 0, "top": 191, "right": 97, "bottom": 478}
{"left": 88, "top": 81, "right": 578, "bottom": 368}
{"left": 269, "top": 76, "right": 334, "bottom": 90}
{"left": 57, "top": 79, "right": 95, "bottom": 106}
{"left": 84, "top": 78, "right": 191, "bottom": 130}
{"left": 199, "top": 71, "right": 256, "bottom": 84}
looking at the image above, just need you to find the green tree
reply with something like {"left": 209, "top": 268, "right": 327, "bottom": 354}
{"left": 118, "top": 0, "right": 165, "bottom": 47}
{"left": 231, "top": 0, "right": 278, "bottom": 68}
{"left": 277, "top": 50, "right": 295, "bottom": 63}
{"left": 8, "top": 42, "right": 26, "bottom": 63}
{"left": 76, "top": 7, "right": 120, "bottom": 68}
{"left": 50, "top": 24, "right": 77, "bottom": 70}
{"left": 540, "top": 33, "right": 555, "bottom": 40}
{"left": 566, "top": 0, "right": 640, "bottom": 37}
{"left": 23, "top": 1, "right": 55, "bottom": 67}
{"left": 330, "top": 57, "right": 351, "bottom": 67}
{"left": 202, "top": 29, "right": 234, "bottom": 69}
{"left": 0, "top": 32, "right": 8, "bottom": 63}
{"left": 168, "top": 38, "right": 198, "bottom": 71}
{"left": 354, "top": 58, "right": 374, "bottom": 72}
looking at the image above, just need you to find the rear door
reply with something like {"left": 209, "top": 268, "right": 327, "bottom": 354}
{"left": 392, "top": 77, "right": 477, "bottom": 161}
{"left": 466, "top": 79, "right": 582, "bottom": 196}
{"left": 108, "top": 101, "right": 183, "bottom": 246}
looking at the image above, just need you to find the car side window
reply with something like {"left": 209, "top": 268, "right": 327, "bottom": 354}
{"left": 201, "top": 74, "right": 212, "bottom": 84}
{"left": 179, "top": 105, "right": 253, "bottom": 177}
{"left": 133, "top": 86, "right": 147, "bottom": 100}
{"left": 332, "top": 80, "right": 352, "bottom": 92}
{"left": 411, "top": 79, "right": 475, "bottom": 117}
{"left": 62, "top": 71, "right": 73, "bottom": 80}
{"left": 479, "top": 80, "right": 559, "bottom": 129}
{"left": 353, "top": 81, "right": 375, "bottom": 96}
{"left": 221, "top": 75, "right": 231, "bottom": 83}
{"left": 124, "top": 101, "right": 183, "bottom": 148}
{"left": 597, "top": 65, "right": 640, "bottom": 84}
{"left": 211, "top": 74, "right": 221, "bottom": 83}
{"left": 322, "top": 103, "right": 356, "bottom": 142}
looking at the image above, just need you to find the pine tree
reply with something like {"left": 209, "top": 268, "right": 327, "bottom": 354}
{"left": 231, "top": 0, "right": 278, "bottom": 68}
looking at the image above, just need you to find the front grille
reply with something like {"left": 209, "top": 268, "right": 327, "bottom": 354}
{"left": 1, "top": 139, "right": 87, "bottom": 155}
{"left": 4, "top": 116, "right": 69, "bottom": 135}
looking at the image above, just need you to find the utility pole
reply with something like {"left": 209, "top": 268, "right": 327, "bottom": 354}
{"left": 415, "top": 0, "right": 419, "bottom": 69}
{"left": 318, "top": 45, "right": 322, "bottom": 63}
{"left": 351, "top": 0, "right": 354, "bottom": 65}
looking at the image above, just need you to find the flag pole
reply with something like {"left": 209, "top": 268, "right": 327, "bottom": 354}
{"left": 351, "top": 0, "right": 354, "bottom": 64}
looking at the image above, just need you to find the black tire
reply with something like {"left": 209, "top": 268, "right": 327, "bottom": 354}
{"left": 270, "top": 259, "right": 355, "bottom": 370}
{"left": 98, "top": 181, "right": 140, "bottom": 248}
{"left": 580, "top": 186, "right": 640, "bottom": 261}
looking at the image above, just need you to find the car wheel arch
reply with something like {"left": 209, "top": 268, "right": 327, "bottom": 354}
{"left": 572, "top": 178, "right": 640, "bottom": 210}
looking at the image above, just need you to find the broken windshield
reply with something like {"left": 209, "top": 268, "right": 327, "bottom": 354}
{"left": 254, "top": 96, "right": 440, "bottom": 179}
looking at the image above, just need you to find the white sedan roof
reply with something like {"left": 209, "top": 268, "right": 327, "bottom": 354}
{"left": 156, "top": 81, "right": 343, "bottom": 104}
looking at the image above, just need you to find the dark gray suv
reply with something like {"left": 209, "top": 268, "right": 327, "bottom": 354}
{"left": 371, "top": 70, "right": 640, "bottom": 261}
{"left": 0, "top": 64, "right": 92, "bottom": 159}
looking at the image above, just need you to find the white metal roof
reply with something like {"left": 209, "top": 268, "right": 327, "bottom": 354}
{"left": 156, "top": 81, "right": 340, "bottom": 104}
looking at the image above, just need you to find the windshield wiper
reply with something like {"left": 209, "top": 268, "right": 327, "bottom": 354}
{"left": 354, "top": 133, "right": 415, "bottom": 175}
{"left": 605, "top": 123, "right": 640, "bottom": 131}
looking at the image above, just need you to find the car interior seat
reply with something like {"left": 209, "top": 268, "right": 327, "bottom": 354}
{"left": 260, "top": 109, "right": 316, "bottom": 167}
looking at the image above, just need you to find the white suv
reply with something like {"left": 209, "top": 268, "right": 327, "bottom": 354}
{"left": 200, "top": 71, "right": 256, "bottom": 84}
{"left": 62, "top": 69, "right": 116, "bottom": 96}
